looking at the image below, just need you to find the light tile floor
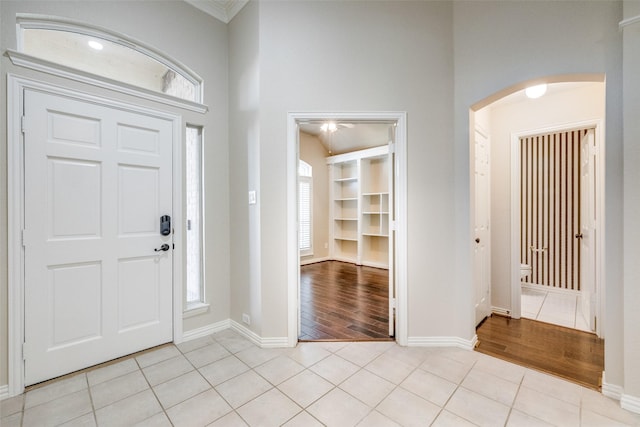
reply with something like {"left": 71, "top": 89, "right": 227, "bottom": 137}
{"left": 521, "top": 286, "right": 591, "bottom": 332}
{"left": 2, "top": 329, "right": 639, "bottom": 427}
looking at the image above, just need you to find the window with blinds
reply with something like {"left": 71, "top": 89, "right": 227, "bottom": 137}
{"left": 299, "top": 160, "right": 313, "bottom": 256}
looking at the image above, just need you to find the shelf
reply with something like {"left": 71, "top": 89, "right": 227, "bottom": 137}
{"left": 334, "top": 236, "right": 358, "bottom": 241}
{"left": 328, "top": 146, "right": 390, "bottom": 269}
{"left": 362, "top": 192, "right": 389, "bottom": 196}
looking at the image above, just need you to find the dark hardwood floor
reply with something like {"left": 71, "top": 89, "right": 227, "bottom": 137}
{"left": 299, "top": 261, "right": 392, "bottom": 341}
{"left": 476, "top": 315, "right": 604, "bottom": 390}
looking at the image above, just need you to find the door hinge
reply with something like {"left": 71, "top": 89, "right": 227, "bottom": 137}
{"left": 21, "top": 116, "right": 26, "bottom": 134}
{"left": 389, "top": 142, "right": 396, "bottom": 153}
{"left": 22, "top": 342, "right": 29, "bottom": 360}
{"left": 21, "top": 229, "right": 26, "bottom": 247}
{"left": 390, "top": 298, "right": 396, "bottom": 308}
{"left": 390, "top": 221, "right": 396, "bottom": 231}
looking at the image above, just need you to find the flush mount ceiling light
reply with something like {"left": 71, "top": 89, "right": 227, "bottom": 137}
{"left": 87, "top": 40, "right": 104, "bottom": 50}
{"left": 525, "top": 84, "right": 547, "bottom": 99}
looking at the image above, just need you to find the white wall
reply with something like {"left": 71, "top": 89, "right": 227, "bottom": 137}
{"left": 299, "top": 132, "right": 330, "bottom": 263}
{"left": 485, "top": 83, "right": 605, "bottom": 312}
{"left": 0, "top": 0, "right": 230, "bottom": 388}
{"left": 228, "top": 0, "right": 262, "bottom": 334}
{"left": 622, "top": 0, "right": 640, "bottom": 408}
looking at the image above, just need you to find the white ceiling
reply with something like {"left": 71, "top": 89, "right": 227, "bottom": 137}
{"left": 184, "top": 0, "right": 248, "bottom": 23}
{"left": 490, "top": 81, "right": 601, "bottom": 109}
{"left": 299, "top": 122, "right": 394, "bottom": 156}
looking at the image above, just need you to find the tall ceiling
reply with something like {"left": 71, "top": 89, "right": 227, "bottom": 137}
{"left": 184, "top": 0, "right": 248, "bottom": 23}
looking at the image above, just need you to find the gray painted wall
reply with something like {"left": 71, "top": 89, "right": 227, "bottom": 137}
{"left": 2, "top": 0, "right": 639, "bottom": 407}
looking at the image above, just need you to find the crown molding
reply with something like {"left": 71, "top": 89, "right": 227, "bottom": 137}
{"left": 619, "top": 14, "right": 640, "bottom": 30}
{"left": 185, "top": 0, "right": 249, "bottom": 24}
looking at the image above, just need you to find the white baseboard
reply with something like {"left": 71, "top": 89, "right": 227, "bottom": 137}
{"left": 181, "top": 319, "right": 231, "bottom": 342}
{"left": 491, "top": 306, "right": 511, "bottom": 317}
{"left": 300, "top": 256, "right": 330, "bottom": 266}
{"left": 407, "top": 336, "right": 476, "bottom": 351}
{"left": 181, "top": 319, "right": 289, "bottom": 349}
{"left": 621, "top": 393, "right": 640, "bottom": 415}
{"left": 0, "top": 384, "right": 9, "bottom": 401}
{"left": 230, "top": 320, "right": 289, "bottom": 348}
{"left": 601, "top": 371, "right": 624, "bottom": 400}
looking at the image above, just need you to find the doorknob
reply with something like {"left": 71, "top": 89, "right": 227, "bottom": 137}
{"left": 475, "top": 238, "right": 480, "bottom": 244}
{"left": 154, "top": 243, "right": 170, "bottom": 252}
{"left": 575, "top": 233, "right": 584, "bottom": 239}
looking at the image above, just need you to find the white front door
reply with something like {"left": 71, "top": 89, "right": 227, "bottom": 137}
{"left": 579, "top": 128, "right": 596, "bottom": 332}
{"left": 474, "top": 128, "right": 491, "bottom": 325}
{"left": 23, "top": 89, "right": 174, "bottom": 385}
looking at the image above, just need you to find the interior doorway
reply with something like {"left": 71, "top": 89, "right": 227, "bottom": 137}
{"left": 297, "top": 121, "right": 394, "bottom": 340}
{"left": 286, "top": 112, "right": 408, "bottom": 346}
{"left": 471, "top": 79, "right": 606, "bottom": 388}
{"left": 514, "top": 125, "right": 600, "bottom": 332}
{"left": 471, "top": 80, "right": 605, "bottom": 336}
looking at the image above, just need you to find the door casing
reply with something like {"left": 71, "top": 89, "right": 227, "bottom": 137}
{"left": 7, "top": 74, "right": 184, "bottom": 396}
{"left": 510, "top": 120, "right": 605, "bottom": 337}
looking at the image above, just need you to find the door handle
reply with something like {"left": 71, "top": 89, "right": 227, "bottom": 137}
{"left": 575, "top": 233, "right": 584, "bottom": 239}
{"left": 154, "top": 243, "right": 170, "bottom": 252}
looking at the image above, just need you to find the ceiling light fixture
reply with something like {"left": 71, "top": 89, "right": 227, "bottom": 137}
{"left": 88, "top": 40, "right": 104, "bottom": 51}
{"left": 525, "top": 84, "right": 547, "bottom": 99}
{"left": 321, "top": 122, "right": 337, "bottom": 133}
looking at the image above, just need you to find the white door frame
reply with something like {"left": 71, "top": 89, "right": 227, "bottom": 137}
{"left": 510, "top": 119, "right": 605, "bottom": 337}
{"left": 7, "top": 74, "right": 184, "bottom": 396}
{"left": 286, "top": 112, "right": 408, "bottom": 346}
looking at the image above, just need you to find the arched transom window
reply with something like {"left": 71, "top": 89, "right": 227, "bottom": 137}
{"left": 13, "top": 14, "right": 204, "bottom": 110}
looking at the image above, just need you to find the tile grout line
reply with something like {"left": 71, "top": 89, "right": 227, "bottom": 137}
{"left": 502, "top": 371, "right": 526, "bottom": 427}
{"left": 134, "top": 353, "right": 176, "bottom": 426}
{"left": 187, "top": 336, "right": 252, "bottom": 425}
{"left": 84, "top": 373, "right": 99, "bottom": 427}
{"left": 430, "top": 356, "right": 479, "bottom": 426}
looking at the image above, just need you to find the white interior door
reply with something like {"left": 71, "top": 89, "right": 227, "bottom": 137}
{"left": 23, "top": 89, "right": 174, "bottom": 385}
{"left": 474, "top": 128, "right": 491, "bottom": 325}
{"left": 579, "top": 128, "right": 596, "bottom": 332}
{"left": 388, "top": 140, "right": 396, "bottom": 337}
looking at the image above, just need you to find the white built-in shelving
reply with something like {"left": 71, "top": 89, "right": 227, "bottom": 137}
{"left": 327, "top": 145, "right": 391, "bottom": 269}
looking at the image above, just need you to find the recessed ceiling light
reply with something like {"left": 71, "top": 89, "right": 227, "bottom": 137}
{"left": 525, "top": 84, "right": 547, "bottom": 99}
{"left": 88, "top": 40, "right": 104, "bottom": 51}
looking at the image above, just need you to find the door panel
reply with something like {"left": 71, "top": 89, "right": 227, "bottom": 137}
{"left": 24, "top": 89, "right": 174, "bottom": 385}
{"left": 474, "top": 129, "right": 491, "bottom": 325}
{"left": 580, "top": 129, "right": 596, "bottom": 331}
